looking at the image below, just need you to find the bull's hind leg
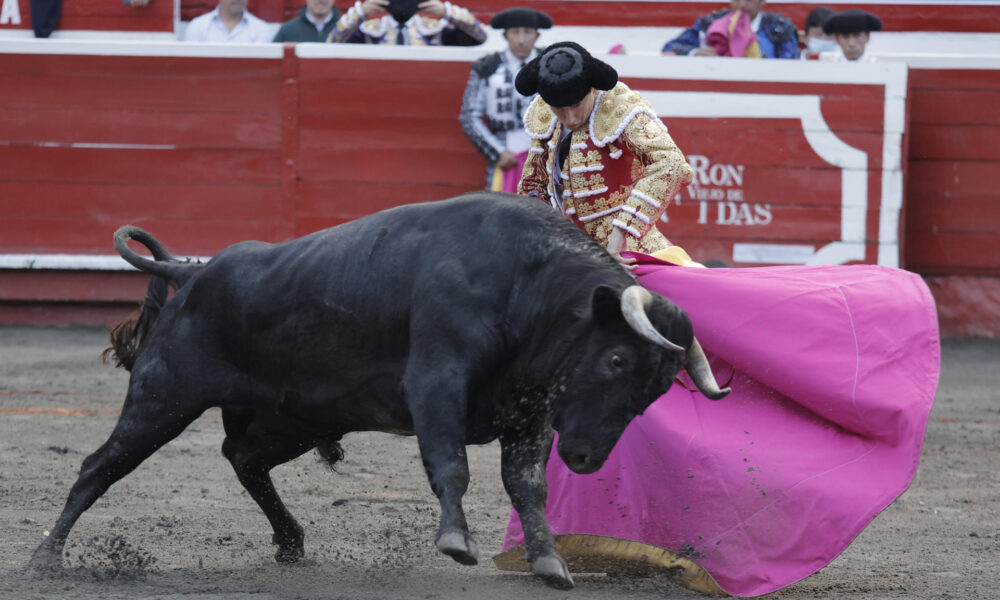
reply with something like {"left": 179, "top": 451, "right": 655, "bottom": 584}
{"left": 220, "top": 408, "right": 315, "bottom": 563}
{"left": 27, "top": 378, "right": 204, "bottom": 575}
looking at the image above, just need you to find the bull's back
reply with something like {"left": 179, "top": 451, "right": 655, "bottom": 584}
{"left": 135, "top": 194, "right": 603, "bottom": 431}
{"left": 164, "top": 195, "right": 552, "bottom": 384}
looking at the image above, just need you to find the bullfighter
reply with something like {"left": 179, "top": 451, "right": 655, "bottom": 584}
{"left": 460, "top": 7, "right": 552, "bottom": 192}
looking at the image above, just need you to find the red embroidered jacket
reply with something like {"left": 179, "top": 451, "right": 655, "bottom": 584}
{"left": 517, "top": 83, "right": 693, "bottom": 254}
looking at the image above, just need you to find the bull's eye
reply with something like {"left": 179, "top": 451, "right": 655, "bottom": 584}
{"left": 611, "top": 354, "right": 624, "bottom": 369}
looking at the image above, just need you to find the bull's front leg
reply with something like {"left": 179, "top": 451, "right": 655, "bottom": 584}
{"left": 416, "top": 431, "right": 478, "bottom": 565}
{"left": 404, "top": 365, "right": 478, "bottom": 566}
{"left": 499, "top": 424, "right": 573, "bottom": 590}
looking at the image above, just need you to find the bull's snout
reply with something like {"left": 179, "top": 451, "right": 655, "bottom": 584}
{"left": 557, "top": 441, "right": 606, "bottom": 474}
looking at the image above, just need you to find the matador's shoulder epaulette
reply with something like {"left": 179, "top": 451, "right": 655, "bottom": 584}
{"left": 471, "top": 52, "right": 503, "bottom": 78}
{"left": 523, "top": 95, "right": 557, "bottom": 140}
{"left": 589, "top": 82, "right": 660, "bottom": 147}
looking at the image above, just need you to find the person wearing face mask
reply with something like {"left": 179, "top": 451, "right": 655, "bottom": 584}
{"left": 460, "top": 7, "right": 553, "bottom": 192}
{"left": 823, "top": 8, "right": 883, "bottom": 62}
{"left": 662, "top": 0, "right": 799, "bottom": 59}
{"left": 329, "top": 0, "right": 486, "bottom": 46}
{"left": 799, "top": 5, "right": 836, "bottom": 59}
{"left": 516, "top": 42, "right": 694, "bottom": 267}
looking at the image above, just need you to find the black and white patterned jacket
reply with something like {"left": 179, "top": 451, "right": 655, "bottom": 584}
{"left": 459, "top": 47, "right": 540, "bottom": 184}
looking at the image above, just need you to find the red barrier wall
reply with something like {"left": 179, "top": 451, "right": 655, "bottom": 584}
{"left": 905, "top": 68, "right": 1000, "bottom": 276}
{"left": 0, "top": 49, "right": 289, "bottom": 256}
{"left": 901, "top": 60, "right": 1000, "bottom": 338}
{"left": 0, "top": 42, "right": 997, "bottom": 337}
{"left": 0, "top": 0, "right": 173, "bottom": 33}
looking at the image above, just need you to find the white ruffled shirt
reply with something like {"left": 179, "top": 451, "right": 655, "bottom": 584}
{"left": 183, "top": 8, "right": 273, "bottom": 43}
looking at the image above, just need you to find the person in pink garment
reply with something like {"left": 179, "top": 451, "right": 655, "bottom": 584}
{"left": 705, "top": 8, "right": 762, "bottom": 57}
{"left": 497, "top": 44, "right": 940, "bottom": 598}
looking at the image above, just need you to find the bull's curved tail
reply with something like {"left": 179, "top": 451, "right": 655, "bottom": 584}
{"left": 103, "top": 226, "right": 203, "bottom": 371}
{"left": 114, "top": 225, "right": 201, "bottom": 289}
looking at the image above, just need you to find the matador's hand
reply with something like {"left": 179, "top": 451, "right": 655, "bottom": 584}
{"left": 360, "top": 0, "right": 389, "bottom": 18}
{"left": 497, "top": 151, "right": 518, "bottom": 171}
{"left": 417, "top": 0, "right": 447, "bottom": 17}
{"left": 607, "top": 228, "right": 637, "bottom": 270}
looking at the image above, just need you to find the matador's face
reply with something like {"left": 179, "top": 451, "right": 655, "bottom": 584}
{"left": 551, "top": 89, "right": 598, "bottom": 132}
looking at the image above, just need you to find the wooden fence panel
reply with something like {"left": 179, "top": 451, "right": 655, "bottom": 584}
{"left": 905, "top": 66, "right": 1000, "bottom": 276}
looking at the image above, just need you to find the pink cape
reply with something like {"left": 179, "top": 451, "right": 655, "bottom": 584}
{"left": 503, "top": 260, "right": 940, "bottom": 597}
{"left": 706, "top": 9, "right": 760, "bottom": 57}
{"left": 493, "top": 150, "right": 530, "bottom": 194}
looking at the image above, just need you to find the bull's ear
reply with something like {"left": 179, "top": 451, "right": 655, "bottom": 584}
{"left": 590, "top": 284, "right": 622, "bottom": 325}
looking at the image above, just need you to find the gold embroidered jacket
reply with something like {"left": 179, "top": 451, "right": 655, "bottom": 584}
{"left": 517, "top": 83, "right": 693, "bottom": 253}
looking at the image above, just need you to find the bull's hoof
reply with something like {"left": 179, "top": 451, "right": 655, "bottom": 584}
{"left": 435, "top": 531, "right": 479, "bottom": 566}
{"left": 274, "top": 545, "right": 304, "bottom": 564}
{"left": 531, "top": 554, "right": 574, "bottom": 590}
{"left": 272, "top": 532, "right": 304, "bottom": 564}
{"left": 25, "top": 547, "right": 63, "bottom": 578}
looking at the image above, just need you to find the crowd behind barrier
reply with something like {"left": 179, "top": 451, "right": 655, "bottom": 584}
{"left": 3, "top": 0, "right": 1000, "bottom": 42}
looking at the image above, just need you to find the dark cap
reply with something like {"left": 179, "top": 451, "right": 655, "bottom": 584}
{"left": 515, "top": 41, "right": 618, "bottom": 107}
{"left": 804, "top": 6, "right": 834, "bottom": 30}
{"left": 822, "top": 9, "right": 883, "bottom": 34}
{"left": 490, "top": 7, "right": 553, "bottom": 30}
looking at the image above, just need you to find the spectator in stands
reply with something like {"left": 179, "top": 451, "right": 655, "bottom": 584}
{"left": 823, "top": 9, "right": 882, "bottom": 62}
{"left": 182, "top": 0, "right": 272, "bottom": 42}
{"left": 662, "top": 0, "right": 798, "bottom": 59}
{"left": 30, "top": 0, "right": 61, "bottom": 37}
{"left": 799, "top": 6, "right": 835, "bottom": 59}
{"left": 460, "top": 7, "right": 552, "bottom": 192}
{"left": 329, "top": 0, "right": 486, "bottom": 46}
{"left": 273, "top": 0, "right": 341, "bottom": 42}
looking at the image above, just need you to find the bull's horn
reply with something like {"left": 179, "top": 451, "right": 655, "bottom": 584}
{"left": 686, "top": 337, "right": 731, "bottom": 400}
{"left": 620, "top": 286, "right": 684, "bottom": 353}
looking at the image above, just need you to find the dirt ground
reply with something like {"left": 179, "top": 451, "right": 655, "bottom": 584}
{"left": 1, "top": 325, "right": 997, "bottom": 600}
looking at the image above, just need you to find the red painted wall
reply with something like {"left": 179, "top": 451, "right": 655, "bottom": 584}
{"left": 0, "top": 0, "right": 173, "bottom": 33}
{"left": 904, "top": 66, "right": 1000, "bottom": 337}
{"left": 0, "top": 48, "right": 997, "bottom": 336}
{"left": 0, "top": 50, "right": 899, "bottom": 262}
{"left": 905, "top": 68, "right": 1000, "bottom": 277}
{"left": 0, "top": 52, "right": 289, "bottom": 256}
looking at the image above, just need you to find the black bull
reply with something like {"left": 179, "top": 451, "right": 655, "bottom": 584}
{"left": 28, "top": 193, "right": 729, "bottom": 589}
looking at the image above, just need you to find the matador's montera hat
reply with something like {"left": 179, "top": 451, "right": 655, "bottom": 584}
{"left": 515, "top": 41, "right": 618, "bottom": 107}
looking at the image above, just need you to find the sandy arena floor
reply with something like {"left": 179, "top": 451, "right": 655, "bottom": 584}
{"left": 1, "top": 325, "right": 997, "bottom": 600}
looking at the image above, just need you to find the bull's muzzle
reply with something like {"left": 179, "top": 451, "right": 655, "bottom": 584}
{"left": 557, "top": 438, "right": 609, "bottom": 474}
